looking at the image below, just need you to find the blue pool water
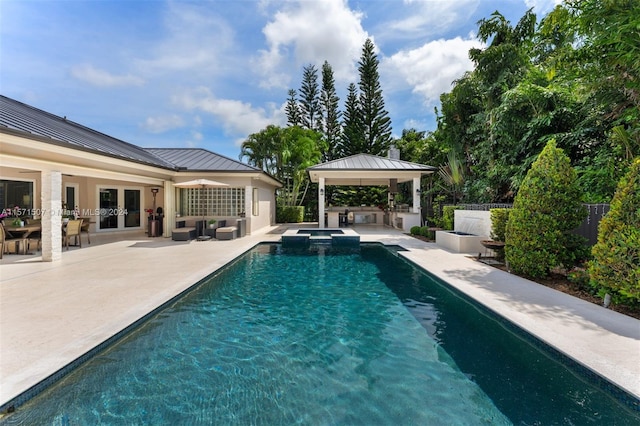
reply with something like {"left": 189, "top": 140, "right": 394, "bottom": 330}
{"left": 3, "top": 244, "right": 639, "bottom": 424}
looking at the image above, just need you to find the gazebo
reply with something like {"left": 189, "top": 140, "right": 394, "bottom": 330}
{"left": 307, "top": 153, "right": 437, "bottom": 230}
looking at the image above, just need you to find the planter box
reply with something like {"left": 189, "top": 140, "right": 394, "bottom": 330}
{"left": 435, "top": 231, "right": 486, "bottom": 254}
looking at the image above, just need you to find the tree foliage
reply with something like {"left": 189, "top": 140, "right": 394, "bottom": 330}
{"left": 357, "top": 38, "right": 392, "bottom": 156}
{"left": 299, "top": 64, "right": 320, "bottom": 131}
{"left": 338, "top": 82, "right": 364, "bottom": 157}
{"left": 285, "top": 89, "right": 301, "bottom": 127}
{"left": 505, "top": 140, "right": 587, "bottom": 278}
{"left": 319, "top": 61, "right": 341, "bottom": 162}
{"left": 251, "top": 3, "right": 639, "bottom": 222}
{"left": 432, "top": 3, "right": 637, "bottom": 204}
{"left": 589, "top": 157, "right": 640, "bottom": 303}
{"left": 240, "top": 125, "right": 324, "bottom": 207}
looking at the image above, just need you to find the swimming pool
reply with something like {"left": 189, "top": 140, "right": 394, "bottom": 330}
{"left": 2, "top": 244, "right": 638, "bottom": 424}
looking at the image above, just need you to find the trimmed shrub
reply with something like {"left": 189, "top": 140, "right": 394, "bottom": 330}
{"left": 276, "top": 206, "right": 305, "bottom": 223}
{"left": 588, "top": 157, "right": 640, "bottom": 303}
{"left": 567, "top": 267, "right": 592, "bottom": 292}
{"left": 441, "top": 205, "right": 460, "bottom": 230}
{"left": 410, "top": 226, "right": 421, "bottom": 235}
{"left": 505, "top": 140, "right": 588, "bottom": 278}
{"left": 489, "top": 208, "right": 510, "bottom": 241}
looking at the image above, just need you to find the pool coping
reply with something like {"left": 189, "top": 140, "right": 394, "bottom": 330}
{"left": 1, "top": 225, "right": 638, "bottom": 414}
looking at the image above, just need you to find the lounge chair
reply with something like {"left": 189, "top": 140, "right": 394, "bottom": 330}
{"left": 172, "top": 220, "right": 197, "bottom": 241}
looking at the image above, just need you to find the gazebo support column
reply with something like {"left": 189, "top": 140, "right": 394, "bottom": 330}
{"left": 413, "top": 177, "right": 421, "bottom": 213}
{"left": 318, "top": 177, "right": 325, "bottom": 229}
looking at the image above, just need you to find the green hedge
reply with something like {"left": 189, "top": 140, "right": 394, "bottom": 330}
{"left": 489, "top": 208, "right": 510, "bottom": 242}
{"left": 276, "top": 206, "right": 305, "bottom": 223}
{"left": 589, "top": 157, "right": 640, "bottom": 303}
{"left": 505, "top": 140, "right": 587, "bottom": 278}
{"left": 442, "top": 205, "right": 460, "bottom": 230}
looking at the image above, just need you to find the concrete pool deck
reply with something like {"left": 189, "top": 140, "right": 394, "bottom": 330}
{"left": 1, "top": 225, "right": 639, "bottom": 410}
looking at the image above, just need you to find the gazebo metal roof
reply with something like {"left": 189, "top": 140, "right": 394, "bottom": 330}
{"left": 307, "top": 153, "right": 437, "bottom": 186}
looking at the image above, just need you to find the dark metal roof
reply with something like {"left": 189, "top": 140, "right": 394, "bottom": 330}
{"left": 0, "top": 95, "right": 175, "bottom": 169}
{"left": 145, "top": 148, "right": 260, "bottom": 172}
{"left": 307, "top": 153, "right": 437, "bottom": 171}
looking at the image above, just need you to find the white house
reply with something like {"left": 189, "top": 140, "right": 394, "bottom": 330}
{"left": 0, "top": 95, "right": 281, "bottom": 261}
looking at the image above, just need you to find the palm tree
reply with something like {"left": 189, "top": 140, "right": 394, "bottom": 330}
{"left": 438, "top": 151, "right": 465, "bottom": 204}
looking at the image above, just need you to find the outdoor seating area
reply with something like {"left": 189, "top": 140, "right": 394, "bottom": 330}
{"left": 171, "top": 218, "right": 246, "bottom": 242}
{"left": 0, "top": 217, "right": 95, "bottom": 257}
{"left": 1, "top": 221, "right": 41, "bottom": 256}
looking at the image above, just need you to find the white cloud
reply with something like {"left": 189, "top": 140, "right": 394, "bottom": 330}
{"left": 256, "top": 0, "right": 369, "bottom": 88}
{"left": 380, "top": 0, "right": 480, "bottom": 40}
{"left": 524, "top": 0, "right": 563, "bottom": 14}
{"left": 384, "top": 36, "right": 484, "bottom": 107}
{"left": 70, "top": 64, "right": 144, "bottom": 87}
{"left": 173, "top": 87, "right": 285, "bottom": 141}
{"left": 140, "top": 114, "right": 185, "bottom": 134}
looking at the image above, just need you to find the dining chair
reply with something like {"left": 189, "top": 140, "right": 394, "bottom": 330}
{"left": 78, "top": 217, "right": 91, "bottom": 244}
{"left": 0, "top": 223, "right": 22, "bottom": 258}
{"left": 63, "top": 219, "right": 83, "bottom": 250}
{"left": 25, "top": 218, "right": 42, "bottom": 252}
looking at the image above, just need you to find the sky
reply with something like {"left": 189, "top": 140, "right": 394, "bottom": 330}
{"left": 1, "top": 0, "right": 561, "bottom": 161}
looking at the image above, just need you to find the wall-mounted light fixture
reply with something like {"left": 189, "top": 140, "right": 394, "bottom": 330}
{"left": 319, "top": 188, "right": 325, "bottom": 196}
{"left": 416, "top": 188, "right": 421, "bottom": 194}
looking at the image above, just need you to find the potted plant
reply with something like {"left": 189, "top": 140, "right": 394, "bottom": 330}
{"left": 208, "top": 219, "right": 217, "bottom": 229}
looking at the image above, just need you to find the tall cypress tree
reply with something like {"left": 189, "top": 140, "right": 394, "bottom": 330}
{"left": 320, "top": 61, "right": 342, "bottom": 161}
{"left": 358, "top": 38, "right": 392, "bottom": 156}
{"left": 299, "top": 64, "right": 320, "bottom": 131}
{"left": 285, "top": 89, "right": 301, "bottom": 127}
{"left": 339, "top": 83, "right": 364, "bottom": 156}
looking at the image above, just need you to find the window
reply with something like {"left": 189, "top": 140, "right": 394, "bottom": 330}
{"left": 252, "top": 187, "right": 259, "bottom": 216}
{"left": 179, "top": 187, "right": 245, "bottom": 217}
{"left": 0, "top": 180, "right": 34, "bottom": 213}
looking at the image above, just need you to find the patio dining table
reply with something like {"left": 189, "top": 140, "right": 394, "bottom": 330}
{"left": 3, "top": 224, "right": 41, "bottom": 254}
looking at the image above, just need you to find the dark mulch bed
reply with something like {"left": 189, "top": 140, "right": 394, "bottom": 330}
{"left": 410, "top": 234, "right": 640, "bottom": 320}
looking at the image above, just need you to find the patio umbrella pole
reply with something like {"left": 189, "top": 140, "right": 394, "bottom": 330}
{"left": 200, "top": 184, "right": 205, "bottom": 238}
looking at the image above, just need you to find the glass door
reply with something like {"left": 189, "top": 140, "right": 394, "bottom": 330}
{"left": 124, "top": 189, "right": 140, "bottom": 228}
{"left": 99, "top": 189, "right": 118, "bottom": 229}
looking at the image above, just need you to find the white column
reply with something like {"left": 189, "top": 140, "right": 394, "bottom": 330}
{"left": 163, "top": 180, "right": 175, "bottom": 237}
{"left": 41, "top": 170, "right": 62, "bottom": 262}
{"left": 318, "top": 177, "right": 325, "bottom": 229}
{"left": 413, "top": 177, "right": 421, "bottom": 214}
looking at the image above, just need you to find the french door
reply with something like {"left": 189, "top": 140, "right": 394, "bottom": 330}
{"left": 98, "top": 187, "right": 141, "bottom": 230}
